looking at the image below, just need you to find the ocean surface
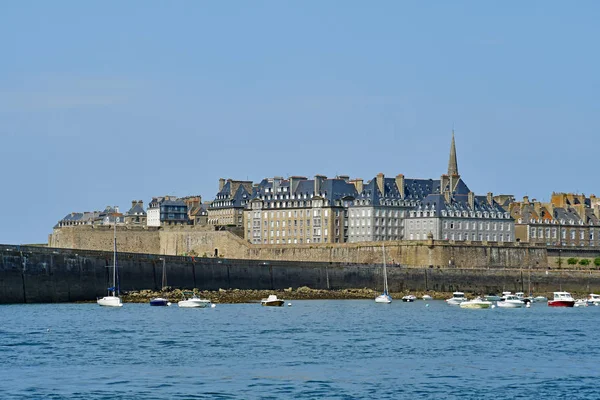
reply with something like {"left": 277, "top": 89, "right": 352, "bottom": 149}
{"left": 1, "top": 299, "right": 599, "bottom": 400}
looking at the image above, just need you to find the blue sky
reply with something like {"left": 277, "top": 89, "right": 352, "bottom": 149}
{"left": 1, "top": 1, "right": 599, "bottom": 244}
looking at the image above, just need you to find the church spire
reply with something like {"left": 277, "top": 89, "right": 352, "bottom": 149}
{"left": 448, "top": 129, "right": 459, "bottom": 176}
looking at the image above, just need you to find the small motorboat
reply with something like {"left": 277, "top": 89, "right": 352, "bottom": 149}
{"left": 422, "top": 294, "right": 433, "bottom": 301}
{"left": 533, "top": 295, "right": 548, "bottom": 303}
{"left": 574, "top": 299, "right": 589, "bottom": 307}
{"left": 150, "top": 297, "right": 171, "bottom": 306}
{"left": 460, "top": 297, "right": 492, "bottom": 309}
{"left": 402, "top": 295, "right": 417, "bottom": 302}
{"left": 446, "top": 292, "right": 467, "bottom": 305}
{"left": 587, "top": 293, "right": 600, "bottom": 306}
{"left": 261, "top": 294, "right": 285, "bottom": 307}
{"left": 497, "top": 294, "right": 525, "bottom": 308}
{"left": 178, "top": 292, "right": 211, "bottom": 308}
{"left": 548, "top": 292, "right": 575, "bottom": 307}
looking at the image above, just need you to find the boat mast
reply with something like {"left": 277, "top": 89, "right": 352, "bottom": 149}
{"left": 113, "top": 220, "right": 117, "bottom": 297}
{"left": 161, "top": 257, "right": 167, "bottom": 289}
{"left": 382, "top": 244, "right": 388, "bottom": 294}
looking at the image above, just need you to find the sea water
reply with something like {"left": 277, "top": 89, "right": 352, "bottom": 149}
{"left": 0, "top": 300, "right": 598, "bottom": 399}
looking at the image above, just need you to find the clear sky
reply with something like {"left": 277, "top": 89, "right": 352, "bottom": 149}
{"left": 1, "top": 1, "right": 599, "bottom": 244}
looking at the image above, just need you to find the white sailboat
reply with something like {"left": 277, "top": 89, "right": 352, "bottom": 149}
{"left": 375, "top": 245, "right": 392, "bottom": 303}
{"left": 97, "top": 222, "right": 123, "bottom": 307}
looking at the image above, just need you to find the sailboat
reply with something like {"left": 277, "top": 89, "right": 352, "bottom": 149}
{"left": 97, "top": 221, "right": 123, "bottom": 307}
{"left": 150, "top": 257, "right": 171, "bottom": 306}
{"left": 375, "top": 245, "right": 392, "bottom": 303}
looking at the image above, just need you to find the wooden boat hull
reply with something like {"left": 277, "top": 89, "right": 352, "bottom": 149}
{"left": 261, "top": 300, "right": 284, "bottom": 307}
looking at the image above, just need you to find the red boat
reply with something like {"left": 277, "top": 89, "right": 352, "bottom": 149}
{"left": 548, "top": 291, "right": 575, "bottom": 307}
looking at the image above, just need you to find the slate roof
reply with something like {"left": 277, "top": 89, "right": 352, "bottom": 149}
{"left": 414, "top": 193, "right": 508, "bottom": 215}
{"left": 210, "top": 181, "right": 252, "bottom": 209}
{"left": 250, "top": 177, "right": 357, "bottom": 205}
{"left": 125, "top": 203, "right": 146, "bottom": 216}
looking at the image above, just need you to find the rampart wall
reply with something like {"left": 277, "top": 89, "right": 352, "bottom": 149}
{"left": 2, "top": 244, "right": 600, "bottom": 304}
{"left": 49, "top": 226, "right": 552, "bottom": 268}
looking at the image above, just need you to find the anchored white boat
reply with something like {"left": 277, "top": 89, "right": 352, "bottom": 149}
{"left": 422, "top": 294, "right": 433, "bottom": 301}
{"left": 587, "top": 293, "right": 600, "bottom": 306}
{"left": 178, "top": 291, "right": 211, "bottom": 308}
{"left": 460, "top": 297, "right": 492, "bottom": 309}
{"left": 574, "top": 299, "right": 588, "bottom": 307}
{"left": 446, "top": 292, "right": 467, "bottom": 305}
{"left": 402, "top": 295, "right": 417, "bottom": 302}
{"left": 375, "top": 245, "right": 392, "bottom": 304}
{"left": 497, "top": 294, "right": 525, "bottom": 308}
{"left": 97, "top": 222, "right": 123, "bottom": 307}
{"left": 261, "top": 294, "right": 285, "bottom": 307}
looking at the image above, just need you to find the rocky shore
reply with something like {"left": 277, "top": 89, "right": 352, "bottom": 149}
{"left": 122, "top": 287, "right": 466, "bottom": 304}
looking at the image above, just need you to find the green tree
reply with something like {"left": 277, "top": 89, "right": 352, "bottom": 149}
{"left": 567, "top": 257, "right": 578, "bottom": 265}
{"left": 579, "top": 259, "right": 590, "bottom": 266}
{"left": 594, "top": 257, "right": 600, "bottom": 267}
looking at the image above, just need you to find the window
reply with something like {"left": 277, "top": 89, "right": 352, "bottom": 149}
{"left": 531, "top": 227, "right": 536, "bottom": 238}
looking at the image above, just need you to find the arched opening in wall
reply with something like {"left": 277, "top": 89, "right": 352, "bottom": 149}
{"left": 214, "top": 248, "right": 219, "bottom": 257}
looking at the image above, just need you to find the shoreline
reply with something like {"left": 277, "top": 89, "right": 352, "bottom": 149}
{"left": 116, "top": 287, "right": 590, "bottom": 304}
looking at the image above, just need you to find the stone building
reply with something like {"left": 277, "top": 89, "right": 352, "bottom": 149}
{"left": 245, "top": 175, "right": 357, "bottom": 244}
{"left": 403, "top": 132, "right": 515, "bottom": 242}
{"left": 347, "top": 173, "right": 434, "bottom": 242}
{"left": 147, "top": 196, "right": 188, "bottom": 227}
{"left": 207, "top": 178, "right": 252, "bottom": 227}
{"left": 124, "top": 200, "right": 146, "bottom": 225}
{"left": 509, "top": 193, "right": 600, "bottom": 247}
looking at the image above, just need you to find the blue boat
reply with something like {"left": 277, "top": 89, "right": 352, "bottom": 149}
{"left": 149, "top": 258, "right": 170, "bottom": 306}
{"left": 150, "top": 298, "right": 170, "bottom": 306}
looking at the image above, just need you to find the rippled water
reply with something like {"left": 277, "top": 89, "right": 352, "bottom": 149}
{"left": 1, "top": 300, "right": 599, "bottom": 399}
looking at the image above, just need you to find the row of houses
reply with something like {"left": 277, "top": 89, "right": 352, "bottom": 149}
{"left": 55, "top": 133, "right": 600, "bottom": 247}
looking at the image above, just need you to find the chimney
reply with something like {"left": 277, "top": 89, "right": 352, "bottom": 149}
{"left": 219, "top": 178, "right": 225, "bottom": 191}
{"left": 441, "top": 174, "right": 450, "bottom": 193}
{"left": 487, "top": 192, "right": 493, "bottom": 206}
{"left": 444, "top": 191, "right": 451, "bottom": 204}
{"left": 395, "top": 174, "right": 405, "bottom": 199}
{"left": 314, "top": 175, "right": 326, "bottom": 195}
{"left": 468, "top": 191, "right": 475, "bottom": 209}
{"left": 523, "top": 195, "right": 529, "bottom": 204}
{"left": 289, "top": 176, "right": 306, "bottom": 194}
{"left": 115, "top": 206, "right": 120, "bottom": 213}
{"left": 337, "top": 175, "right": 350, "bottom": 182}
{"left": 132, "top": 200, "right": 137, "bottom": 208}
{"left": 376, "top": 173, "right": 385, "bottom": 196}
{"left": 351, "top": 178, "right": 364, "bottom": 193}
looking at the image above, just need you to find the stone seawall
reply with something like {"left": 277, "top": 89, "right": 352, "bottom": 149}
{"left": 2, "top": 244, "right": 600, "bottom": 304}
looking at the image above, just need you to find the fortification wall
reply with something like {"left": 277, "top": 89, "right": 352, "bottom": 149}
{"left": 2, "top": 245, "right": 599, "bottom": 304}
{"left": 49, "top": 226, "right": 550, "bottom": 269}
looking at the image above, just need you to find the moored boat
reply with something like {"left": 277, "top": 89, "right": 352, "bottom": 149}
{"left": 422, "top": 294, "right": 433, "bottom": 301}
{"left": 587, "top": 293, "right": 600, "bottom": 306}
{"left": 460, "top": 298, "right": 492, "bottom": 309}
{"left": 574, "top": 299, "right": 588, "bottom": 307}
{"left": 548, "top": 292, "right": 575, "bottom": 307}
{"left": 402, "top": 295, "right": 417, "bottom": 302}
{"left": 446, "top": 292, "right": 467, "bottom": 305}
{"left": 497, "top": 294, "right": 524, "bottom": 308}
{"left": 375, "top": 245, "right": 392, "bottom": 304}
{"left": 98, "top": 222, "right": 123, "bottom": 308}
{"left": 178, "top": 291, "right": 211, "bottom": 308}
{"left": 150, "top": 298, "right": 171, "bottom": 306}
{"left": 261, "top": 294, "right": 285, "bottom": 307}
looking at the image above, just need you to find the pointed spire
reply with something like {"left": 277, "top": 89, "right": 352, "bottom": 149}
{"left": 448, "top": 130, "right": 459, "bottom": 176}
